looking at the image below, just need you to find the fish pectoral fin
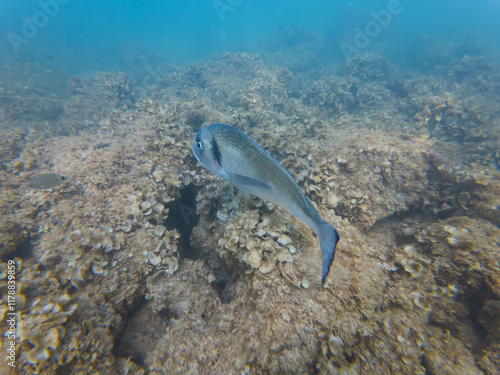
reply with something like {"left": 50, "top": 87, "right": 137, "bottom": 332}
{"left": 227, "top": 172, "right": 271, "bottom": 190}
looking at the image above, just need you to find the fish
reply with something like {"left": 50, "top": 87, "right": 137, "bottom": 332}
{"left": 27, "top": 173, "right": 66, "bottom": 189}
{"left": 193, "top": 123, "right": 339, "bottom": 285}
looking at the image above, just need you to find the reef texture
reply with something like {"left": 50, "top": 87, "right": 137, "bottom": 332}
{"left": 0, "top": 50, "right": 499, "bottom": 374}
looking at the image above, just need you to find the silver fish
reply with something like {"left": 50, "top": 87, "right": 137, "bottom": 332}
{"left": 27, "top": 173, "right": 66, "bottom": 189}
{"left": 193, "top": 123, "right": 339, "bottom": 285}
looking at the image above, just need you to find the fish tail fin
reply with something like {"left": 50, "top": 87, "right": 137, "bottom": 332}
{"left": 315, "top": 221, "right": 340, "bottom": 286}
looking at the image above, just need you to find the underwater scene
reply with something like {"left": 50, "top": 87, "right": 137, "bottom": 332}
{"left": 0, "top": 0, "right": 499, "bottom": 374}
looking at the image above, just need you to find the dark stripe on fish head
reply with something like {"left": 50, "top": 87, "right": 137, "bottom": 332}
{"left": 211, "top": 138, "right": 222, "bottom": 167}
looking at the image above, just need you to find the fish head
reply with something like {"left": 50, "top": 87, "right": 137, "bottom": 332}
{"left": 192, "top": 126, "right": 223, "bottom": 176}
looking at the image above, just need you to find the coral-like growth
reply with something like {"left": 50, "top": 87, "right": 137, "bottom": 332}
{"left": 0, "top": 46, "right": 498, "bottom": 374}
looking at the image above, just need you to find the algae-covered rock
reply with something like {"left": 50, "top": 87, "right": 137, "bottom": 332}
{"left": 0, "top": 47, "right": 499, "bottom": 374}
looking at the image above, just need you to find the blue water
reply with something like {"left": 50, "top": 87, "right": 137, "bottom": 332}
{"left": 1, "top": 0, "right": 499, "bottom": 75}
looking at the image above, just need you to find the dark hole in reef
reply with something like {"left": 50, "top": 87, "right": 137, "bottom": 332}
{"left": 164, "top": 183, "right": 238, "bottom": 303}
{"left": 1, "top": 239, "right": 34, "bottom": 262}
{"left": 163, "top": 183, "right": 200, "bottom": 259}
{"left": 248, "top": 117, "right": 258, "bottom": 128}
{"left": 207, "top": 254, "right": 239, "bottom": 304}
{"left": 184, "top": 112, "right": 206, "bottom": 132}
{"left": 112, "top": 297, "right": 173, "bottom": 369}
{"left": 463, "top": 281, "right": 490, "bottom": 342}
{"left": 55, "top": 364, "right": 74, "bottom": 375}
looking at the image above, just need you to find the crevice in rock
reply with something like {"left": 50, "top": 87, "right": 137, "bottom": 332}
{"left": 462, "top": 281, "right": 492, "bottom": 346}
{"left": 163, "top": 183, "right": 200, "bottom": 259}
{"left": 112, "top": 297, "right": 172, "bottom": 369}
{"left": 204, "top": 252, "right": 239, "bottom": 304}
{"left": 1, "top": 238, "right": 34, "bottom": 262}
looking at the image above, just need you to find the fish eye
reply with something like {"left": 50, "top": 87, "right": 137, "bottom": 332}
{"left": 196, "top": 141, "right": 204, "bottom": 150}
